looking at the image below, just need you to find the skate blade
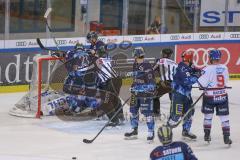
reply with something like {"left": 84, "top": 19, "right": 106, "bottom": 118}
{"left": 147, "top": 140, "right": 154, "bottom": 144}
{"left": 204, "top": 140, "right": 211, "bottom": 145}
{"left": 225, "top": 142, "right": 232, "bottom": 147}
{"left": 124, "top": 136, "right": 138, "bottom": 140}
{"left": 182, "top": 136, "right": 197, "bottom": 141}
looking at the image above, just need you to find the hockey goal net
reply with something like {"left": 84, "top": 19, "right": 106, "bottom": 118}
{"left": 9, "top": 55, "right": 65, "bottom": 118}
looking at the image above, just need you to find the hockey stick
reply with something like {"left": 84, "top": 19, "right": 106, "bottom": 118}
{"left": 169, "top": 85, "right": 232, "bottom": 128}
{"left": 170, "top": 92, "right": 204, "bottom": 128}
{"left": 83, "top": 96, "right": 131, "bottom": 144}
{"left": 36, "top": 38, "right": 59, "bottom": 52}
{"left": 44, "top": 8, "right": 60, "bottom": 50}
{"left": 192, "top": 86, "right": 232, "bottom": 90}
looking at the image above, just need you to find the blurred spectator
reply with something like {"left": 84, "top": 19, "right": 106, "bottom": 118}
{"left": 147, "top": 16, "right": 167, "bottom": 34}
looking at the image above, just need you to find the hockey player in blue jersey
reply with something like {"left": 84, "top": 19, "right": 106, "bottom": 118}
{"left": 198, "top": 50, "right": 232, "bottom": 145}
{"left": 124, "top": 47, "right": 156, "bottom": 142}
{"left": 167, "top": 51, "right": 201, "bottom": 140}
{"left": 87, "top": 31, "right": 107, "bottom": 58}
{"left": 62, "top": 48, "right": 102, "bottom": 113}
{"left": 150, "top": 125, "right": 198, "bottom": 160}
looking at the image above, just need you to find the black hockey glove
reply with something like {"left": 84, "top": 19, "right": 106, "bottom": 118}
{"left": 51, "top": 51, "right": 66, "bottom": 58}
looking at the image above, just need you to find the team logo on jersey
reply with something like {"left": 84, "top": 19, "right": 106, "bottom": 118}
{"left": 216, "top": 68, "right": 225, "bottom": 74}
{"left": 176, "top": 104, "right": 183, "bottom": 115}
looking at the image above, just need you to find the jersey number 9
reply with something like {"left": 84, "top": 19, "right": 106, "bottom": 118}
{"left": 217, "top": 75, "right": 225, "bottom": 88}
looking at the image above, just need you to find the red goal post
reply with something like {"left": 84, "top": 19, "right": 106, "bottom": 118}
{"left": 36, "top": 55, "right": 63, "bottom": 118}
{"left": 10, "top": 55, "right": 64, "bottom": 118}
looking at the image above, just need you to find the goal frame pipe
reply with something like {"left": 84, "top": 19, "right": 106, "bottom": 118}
{"left": 36, "top": 56, "right": 64, "bottom": 118}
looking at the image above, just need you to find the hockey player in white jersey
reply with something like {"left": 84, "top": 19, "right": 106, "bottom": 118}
{"left": 198, "top": 49, "right": 232, "bottom": 145}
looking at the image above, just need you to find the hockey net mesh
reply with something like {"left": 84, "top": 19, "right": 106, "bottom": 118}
{"left": 9, "top": 55, "right": 65, "bottom": 118}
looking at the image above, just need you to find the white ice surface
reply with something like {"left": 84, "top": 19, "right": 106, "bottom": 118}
{"left": 0, "top": 81, "right": 240, "bottom": 160}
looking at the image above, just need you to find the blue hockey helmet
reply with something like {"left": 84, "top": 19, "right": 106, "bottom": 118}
{"left": 132, "top": 47, "right": 145, "bottom": 58}
{"left": 86, "top": 31, "right": 98, "bottom": 42}
{"left": 157, "top": 125, "right": 173, "bottom": 145}
{"left": 209, "top": 49, "right": 221, "bottom": 61}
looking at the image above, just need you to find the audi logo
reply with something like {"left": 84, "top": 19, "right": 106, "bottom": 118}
{"left": 186, "top": 47, "right": 231, "bottom": 68}
{"left": 199, "top": 34, "right": 209, "bottom": 39}
{"left": 16, "top": 41, "right": 27, "bottom": 47}
{"left": 57, "top": 40, "right": 67, "bottom": 45}
{"left": 133, "top": 37, "right": 144, "bottom": 42}
{"left": 98, "top": 38, "right": 106, "bottom": 42}
{"left": 170, "top": 35, "right": 180, "bottom": 40}
{"left": 230, "top": 34, "right": 240, "bottom": 39}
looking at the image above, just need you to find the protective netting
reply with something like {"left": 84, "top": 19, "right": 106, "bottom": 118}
{"left": 9, "top": 55, "right": 65, "bottom": 117}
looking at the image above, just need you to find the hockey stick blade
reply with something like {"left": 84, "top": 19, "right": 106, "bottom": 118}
{"left": 82, "top": 139, "right": 94, "bottom": 144}
{"left": 82, "top": 96, "right": 131, "bottom": 144}
{"left": 36, "top": 38, "right": 59, "bottom": 52}
{"left": 44, "top": 8, "right": 52, "bottom": 19}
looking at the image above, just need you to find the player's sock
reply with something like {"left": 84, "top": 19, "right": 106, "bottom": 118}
{"left": 203, "top": 114, "right": 213, "bottom": 142}
{"left": 220, "top": 115, "right": 231, "bottom": 144}
{"left": 146, "top": 115, "right": 155, "bottom": 142}
{"left": 147, "top": 131, "right": 154, "bottom": 142}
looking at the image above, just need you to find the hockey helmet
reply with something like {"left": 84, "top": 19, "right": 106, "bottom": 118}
{"left": 181, "top": 50, "right": 194, "bottom": 62}
{"left": 209, "top": 49, "right": 221, "bottom": 61}
{"left": 74, "top": 42, "right": 84, "bottom": 50}
{"left": 86, "top": 31, "right": 98, "bottom": 42}
{"left": 161, "top": 48, "right": 173, "bottom": 58}
{"left": 133, "top": 47, "right": 145, "bottom": 58}
{"left": 157, "top": 125, "right": 173, "bottom": 145}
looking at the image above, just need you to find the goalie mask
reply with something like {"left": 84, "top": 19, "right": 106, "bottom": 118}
{"left": 157, "top": 125, "right": 173, "bottom": 145}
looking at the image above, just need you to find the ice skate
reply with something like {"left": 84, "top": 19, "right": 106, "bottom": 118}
{"left": 124, "top": 128, "right": 138, "bottom": 140}
{"left": 182, "top": 130, "right": 197, "bottom": 140}
{"left": 224, "top": 135, "right": 232, "bottom": 145}
{"left": 147, "top": 131, "right": 155, "bottom": 143}
{"left": 204, "top": 129, "right": 211, "bottom": 143}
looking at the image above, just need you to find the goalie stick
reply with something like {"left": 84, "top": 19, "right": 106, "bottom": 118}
{"left": 83, "top": 96, "right": 131, "bottom": 144}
